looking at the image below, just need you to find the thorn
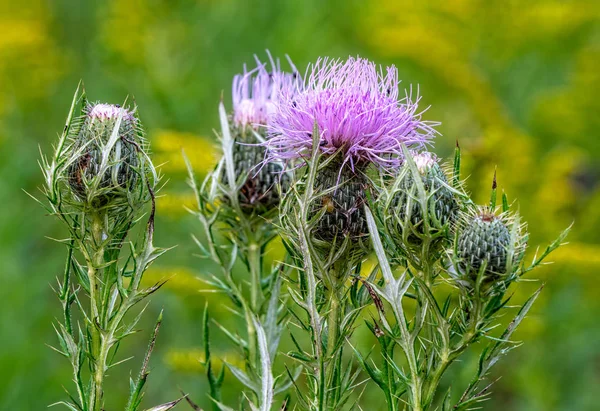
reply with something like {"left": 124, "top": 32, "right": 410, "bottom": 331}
{"left": 146, "top": 179, "right": 156, "bottom": 240}
{"left": 456, "top": 139, "right": 460, "bottom": 149}
{"left": 179, "top": 389, "right": 201, "bottom": 410}
{"left": 492, "top": 168, "right": 497, "bottom": 190}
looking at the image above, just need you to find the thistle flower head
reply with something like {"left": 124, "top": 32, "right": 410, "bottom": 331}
{"left": 232, "top": 53, "right": 300, "bottom": 130}
{"left": 222, "top": 53, "right": 299, "bottom": 213}
{"left": 58, "top": 99, "right": 157, "bottom": 214}
{"left": 267, "top": 57, "right": 437, "bottom": 170}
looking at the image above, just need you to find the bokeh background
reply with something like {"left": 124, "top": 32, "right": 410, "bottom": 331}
{"left": 1, "top": 0, "right": 599, "bottom": 409}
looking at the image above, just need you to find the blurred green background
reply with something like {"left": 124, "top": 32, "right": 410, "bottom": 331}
{"left": 1, "top": 0, "right": 599, "bottom": 409}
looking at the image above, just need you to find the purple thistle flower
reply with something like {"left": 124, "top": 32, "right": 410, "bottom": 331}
{"left": 225, "top": 52, "right": 299, "bottom": 212}
{"left": 232, "top": 53, "right": 300, "bottom": 129}
{"left": 266, "top": 57, "right": 438, "bottom": 170}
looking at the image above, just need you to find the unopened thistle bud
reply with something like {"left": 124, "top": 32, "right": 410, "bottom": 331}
{"left": 389, "top": 152, "right": 457, "bottom": 244}
{"left": 457, "top": 209, "right": 525, "bottom": 280}
{"left": 225, "top": 54, "right": 298, "bottom": 213}
{"left": 65, "top": 102, "right": 152, "bottom": 211}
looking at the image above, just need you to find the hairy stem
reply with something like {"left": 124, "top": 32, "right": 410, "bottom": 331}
{"left": 248, "top": 241, "right": 262, "bottom": 314}
{"left": 88, "top": 214, "right": 106, "bottom": 410}
{"left": 326, "top": 288, "right": 340, "bottom": 357}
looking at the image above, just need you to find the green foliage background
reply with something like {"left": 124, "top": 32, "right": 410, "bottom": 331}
{"left": 0, "top": 0, "right": 598, "bottom": 409}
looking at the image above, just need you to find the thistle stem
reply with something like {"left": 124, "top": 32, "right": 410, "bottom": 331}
{"left": 248, "top": 241, "right": 262, "bottom": 313}
{"left": 245, "top": 233, "right": 263, "bottom": 371}
{"left": 407, "top": 350, "right": 423, "bottom": 411}
{"left": 422, "top": 297, "right": 482, "bottom": 408}
{"left": 326, "top": 288, "right": 340, "bottom": 357}
{"left": 88, "top": 213, "right": 106, "bottom": 411}
{"left": 92, "top": 298, "right": 136, "bottom": 411}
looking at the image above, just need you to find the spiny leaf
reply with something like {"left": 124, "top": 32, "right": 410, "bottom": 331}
{"left": 143, "top": 396, "right": 185, "bottom": 411}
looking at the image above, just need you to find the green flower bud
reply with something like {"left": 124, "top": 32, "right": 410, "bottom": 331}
{"left": 388, "top": 152, "right": 458, "bottom": 246}
{"left": 457, "top": 210, "right": 514, "bottom": 278}
{"left": 63, "top": 102, "right": 156, "bottom": 213}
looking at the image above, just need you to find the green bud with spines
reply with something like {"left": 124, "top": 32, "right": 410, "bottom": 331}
{"left": 68, "top": 104, "right": 138, "bottom": 203}
{"left": 456, "top": 208, "right": 527, "bottom": 283}
{"left": 382, "top": 152, "right": 459, "bottom": 260}
{"left": 59, "top": 100, "right": 157, "bottom": 218}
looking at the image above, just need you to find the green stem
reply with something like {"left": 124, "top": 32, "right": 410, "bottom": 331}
{"left": 381, "top": 341, "right": 397, "bottom": 411}
{"left": 326, "top": 288, "right": 340, "bottom": 357}
{"left": 88, "top": 214, "right": 106, "bottom": 411}
{"left": 93, "top": 298, "right": 136, "bottom": 411}
{"left": 244, "top": 304, "right": 258, "bottom": 374}
{"left": 245, "top": 233, "right": 263, "bottom": 372}
{"left": 248, "top": 241, "right": 262, "bottom": 313}
{"left": 422, "top": 352, "right": 450, "bottom": 408}
{"left": 399, "top": 284, "right": 422, "bottom": 411}
{"left": 407, "top": 348, "right": 423, "bottom": 411}
{"left": 324, "top": 287, "right": 341, "bottom": 410}
{"left": 422, "top": 298, "right": 481, "bottom": 409}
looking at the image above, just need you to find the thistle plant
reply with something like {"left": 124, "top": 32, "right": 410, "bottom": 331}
{"left": 38, "top": 85, "right": 178, "bottom": 411}
{"left": 359, "top": 145, "right": 570, "bottom": 411}
{"left": 185, "top": 54, "right": 569, "bottom": 411}
{"left": 266, "top": 57, "right": 436, "bottom": 409}
{"left": 186, "top": 55, "right": 299, "bottom": 410}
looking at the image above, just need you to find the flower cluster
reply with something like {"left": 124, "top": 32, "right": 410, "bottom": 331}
{"left": 36, "top": 54, "right": 565, "bottom": 411}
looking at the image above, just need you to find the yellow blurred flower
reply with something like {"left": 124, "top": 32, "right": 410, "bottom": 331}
{"left": 153, "top": 130, "right": 217, "bottom": 174}
{"left": 165, "top": 348, "right": 245, "bottom": 374}
{"left": 156, "top": 192, "right": 198, "bottom": 218}
{"left": 0, "top": 5, "right": 65, "bottom": 118}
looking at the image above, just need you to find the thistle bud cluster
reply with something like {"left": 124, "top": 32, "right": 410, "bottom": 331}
{"left": 84, "top": 52, "right": 567, "bottom": 411}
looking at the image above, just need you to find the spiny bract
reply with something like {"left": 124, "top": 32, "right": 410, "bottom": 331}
{"left": 231, "top": 130, "right": 290, "bottom": 212}
{"left": 311, "top": 162, "right": 368, "bottom": 241}
{"left": 457, "top": 211, "right": 511, "bottom": 277}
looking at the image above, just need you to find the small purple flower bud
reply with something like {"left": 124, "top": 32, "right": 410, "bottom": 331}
{"left": 227, "top": 53, "right": 299, "bottom": 213}
{"left": 232, "top": 54, "right": 299, "bottom": 130}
